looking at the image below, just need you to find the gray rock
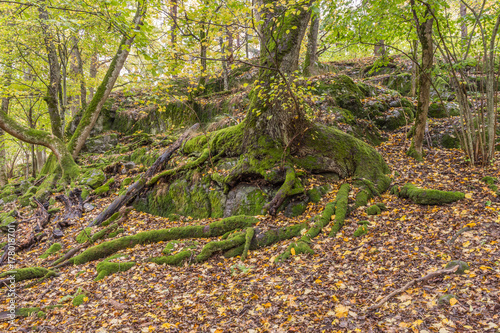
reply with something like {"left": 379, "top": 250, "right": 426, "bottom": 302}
{"left": 53, "top": 228, "right": 64, "bottom": 239}
{"left": 84, "top": 133, "right": 119, "bottom": 154}
{"left": 83, "top": 203, "right": 95, "bottom": 212}
{"left": 80, "top": 169, "right": 106, "bottom": 189}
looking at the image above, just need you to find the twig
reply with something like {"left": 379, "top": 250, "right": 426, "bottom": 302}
{"left": 366, "top": 265, "right": 459, "bottom": 311}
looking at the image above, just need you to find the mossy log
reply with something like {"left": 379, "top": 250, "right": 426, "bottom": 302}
{"left": 399, "top": 183, "right": 464, "bottom": 205}
{"left": 264, "top": 165, "right": 297, "bottom": 216}
{"left": 95, "top": 260, "right": 135, "bottom": 281}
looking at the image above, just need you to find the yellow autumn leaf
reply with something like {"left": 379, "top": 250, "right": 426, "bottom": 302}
{"left": 450, "top": 298, "right": 458, "bottom": 306}
{"left": 83, "top": 297, "right": 89, "bottom": 302}
{"left": 291, "top": 247, "right": 296, "bottom": 255}
{"left": 334, "top": 304, "right": 348, "bottom": 318}
{"left": 465, "top": 193, "right": 473, "bottom": 199}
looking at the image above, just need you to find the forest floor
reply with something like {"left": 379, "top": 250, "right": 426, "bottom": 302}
{"left": 1, "top": 123, "right": 499, "bottom": 333}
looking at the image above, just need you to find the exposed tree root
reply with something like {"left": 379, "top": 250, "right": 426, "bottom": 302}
{"left": 397, "top": 183, "right": 465, "bottom": 205}
{"left": 240, "top": 227, "right": 255, "bottom": 261}
{"left": 276, "top": 201, "right": 336, "bottom": 262}
{"left": 67, "top": 216, "right": 258, "bottom": 266}
{"left": 147, "top": 148, "right": 210, "bottom": 186}
{"left": 366, "top": 264, "right": 459, "bottom": 311}
{"left": 329, "top": 183, "right": 351, "bottom": 237}
{"left": 0, "top": 267, "right": 56, "bottom": 288}
{"left": 264, "top": 165, "right": 297, "bottom": 215}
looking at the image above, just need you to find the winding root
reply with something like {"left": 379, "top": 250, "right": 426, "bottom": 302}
{"left": 329, "top": 183, "right": 351, "bottom": 237}
{"left": 147, "top": 148, "right": 210, "bottom": 186}
{"left": 276, "top": 201, "right": 336, "bottom": 262}
{"left": 264, "top": 166, "right": 297, "bottom": 216}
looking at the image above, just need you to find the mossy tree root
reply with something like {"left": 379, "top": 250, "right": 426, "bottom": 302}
{"left": 0, "top": 267, "right": 56, "bottom": 288}
{"left": 398, "top": 183, "right": 465, "bottom": 205}
{"left": 264, "top": 165, "right": 297, "bottom": 215}
{"left": 329, "top": 183, "right": 351, "bottom": 237}
{"left": 240, "top": 227, "right": 255, "bottom": 261}
{"left": 68, "top": 216, "right": 258, "bottom": 266}
{"left": 147, "top": 148, "right": 210, "bottom": 186}
{"left": 276, "top": 201, "right": 336, "bottom": 262}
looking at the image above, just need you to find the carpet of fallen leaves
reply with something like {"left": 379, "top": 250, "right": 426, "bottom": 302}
{"left": 2, "top": 126, "right": 500, "bottom": 332}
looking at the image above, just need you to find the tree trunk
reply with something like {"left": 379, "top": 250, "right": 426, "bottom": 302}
{"left": 66, "top": 4, "right": 146, "bottom": 158}
{"left": 171, "top": 0, "right": 178, "bottom": 46}
{"left": 303, "top": 12, "right": 319, "bottom": 76}
{"left": 38, "top": 3, "right": 64, "bottom": 140}
{"left": 460, "top": 3, "right": 467, "bottom": 40}
{"left": 409, "top": 2, "right": 433, "bottom": 160}
{"left": 244, "top": 0, "right": 313, "bottom": 145}
{"left": 71, "top": 35, "right": 87, "bottom": 110}
{"left": 88, "top": 50, "right": 98, "bottom": 101}
{"left": 374, "top": 40, "right": 386, "bottom": 57}
{"left": 0, "top": 97, "right": 9, "bottom": 186}
{"left": 410, "top": 39, "right": 419, "bottom": 97}
{"left": 486, "top": 15, "right": 500, "bottom": 162}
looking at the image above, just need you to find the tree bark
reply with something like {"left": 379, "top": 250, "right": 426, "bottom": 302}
{"left": 70, "top": 35, "right": 87, "bottom": 110}
{"left": 38, "top": 3, "right": 64, "bottom": 140}
{"left": 0, "top": 97, "right": 9, "bottom": 186}
{"left": 486, "top": 14, "right": 500, "bottom": 162}
{"left": 66, "top": 3, "right": 146, "bottom": 158}
{"left": 460, "top": 3, "right": 467, "bottom": 40}
{"left": 303, "top": 12, "right": 319, "bottom": 76}
{"left": 244, "top": 0, "right": 313, "bottom": 145}
{"left": 88, "top": 50, "right": 98, "bottom": 101}
{"left": 409, "top": 2, "right": 433, "bottom": 160}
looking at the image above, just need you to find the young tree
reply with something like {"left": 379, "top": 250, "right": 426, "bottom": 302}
{"left": 0, "top": 1, "right": 147, "bottom": 179}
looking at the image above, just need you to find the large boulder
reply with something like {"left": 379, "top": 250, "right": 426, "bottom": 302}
{"left": 83, "top": 133, "right": 119, "bottom": 154}
{"left": 315, "top": 75, "right": 366, "bottom": 117}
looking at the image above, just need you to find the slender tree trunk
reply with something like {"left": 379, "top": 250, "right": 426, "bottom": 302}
{"left": 410, "top": 39, "right": 419, "bottom": 97}
{"left": 71, "top": 35, "right": 87, "bottom": 110}
{"left": 38, "top": 3, "right": 64, "bottom": 139}
{"left": 199, "top": 26, "right": 208, "bottom": 89}
{"left": 66, "top": 3, "right": 146, "bottom": 158}
{"left": 303, "top": 12, "right": 319, "bottom": 76}
{"left": 220, "top": 37, "right": 229, "bottom": 91}
{"left": 374, "top": 40, "right": 386, "bottom": 57}
{"left": 486, "top": 15, "right": 500, "bottom": 162}
{"left": 88, "top": 50, "right": 98, "bottom": 101}
{"left": 409, "top": 3, "right": 433, "bottom": 160}
{"left": 0, "top": 97, "right": 9, "bottom": 186}
{"left": 171, "top": 0, "right": 178, "bottom": 46}
{"left": 460, "top": 3, "right": 467, "bottom": 40}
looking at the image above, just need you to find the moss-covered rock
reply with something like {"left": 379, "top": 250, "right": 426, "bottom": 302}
{"left": 385, "top": 73, "right": 412, "bottom": 96}
{"left": 366, "top": 205, "right": 381, "bottom": 215}
{"left": 428, "top": 102, "right": 460, "bottom": 118}
{"left": 40, "top": 243, "right": 62, "bottom": 259}
{"left": 94, "top": 177, "right": 115, "bottom": 196}
{"left": 446, "top": 260, "right": 469, "bottom": 274}
{"left": 399, "top": 183, "right": 464, "bottom": 205}
{"left": 353, "top": 225, "right": 368, "bottom": 237}
{"left": 438, "top": 294, "right": 457, "bottom": 306}
{"left": 374, "top": 107, "right": 414, "bottom": 131}
{"left": 80, "top": 169, "right": 106, "bottom": 189}
{"left": 0, "top": 213, "right": 16, "bottom": 233}
{"left": 315, "top": 75, "right": 366, "bottom": 117}
{"left": 84, "top": 133, "right": 119, "bottom": 154}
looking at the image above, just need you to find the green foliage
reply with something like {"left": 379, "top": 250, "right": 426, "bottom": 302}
{"left": 40, "top": 243, "right": 62, "bottom": 259}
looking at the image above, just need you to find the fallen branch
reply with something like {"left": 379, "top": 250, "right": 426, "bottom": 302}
{"left": 366, "top": 265, "right": 459, "bottom": 311}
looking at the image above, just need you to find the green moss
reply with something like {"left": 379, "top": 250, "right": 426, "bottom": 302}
{"left": 70, "top": 216, "right": 258, "bottom": 265}
{"left": 108, "top": 228, "right": 124, "bottom": 238}
{"left": 95, "top": 260, "right": 135, "bottom": 281}
{"left": 48, "top": 207, "right": 61, "bottom": 214}
{"left": 329, "top": 183, "right": 350, "bottom": 237}
{"left": 80, "top": 169, "right": 106, "bottom": 189}
{"left": 15, "top": 307, "right": 41, "bottom": 317}
{"left": 150, "top": 250, "right": 193, "bottom": 266}
{"left": 37, "top": 311, "right": 46, "bottom": 318}
{"left": 290, "top": 202, "right": 307, "bottom": 217}
{"left": 307, "top": 187, "right": 323, "bottom": 203}
{"left": 375, "top": 202, "right": 387, "bottom": 211}
{"left": 399, "top": 183, "right": 464, "bottom": 205}
{"left": 40, "top": 243, "right": 62, "bottom": 259}
{"left": 438, "top": 294, "right": 457, "bottom": 306}
{"left": 122, "top": 177, "right": 133, "bottom": 187}
{"left": 90, "top": 224, "right": 118, "bottom": 242}
{"left": 81, "top": 188, "right": 90, "bottom": 200}
{"left": 441, "top": 134, "right": 460, "bottom": 149}
{"left": 0, "top": 267, "right": 53, "bottom": 284}
{"left": 72, "top": 293, "right": 86, "bottom": 306}
{"left": 445, "top": 260, "right": 469, "bottom": 274}
{"left": 366, "top": 205, "right": 381, "bottom": 215}
{"left": 76, "top": 227, "right": 93, "bottom": 244}
{"left": 481, "top": 176, "right": 498, "bottom": 185}
{"left": 0, "top": 213, "right": 17, "bottom": 232}
{"left": 101, "top": 212, "right": 120, "bottom": 227}
{"left": 353, "top": 225, "right": 368, "bottom": 237}
{"left": 94, "top": 185, "right": 110, "bottom": 195}
{"left": 162, "top": 241, "right": 179, "bottom": 254}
